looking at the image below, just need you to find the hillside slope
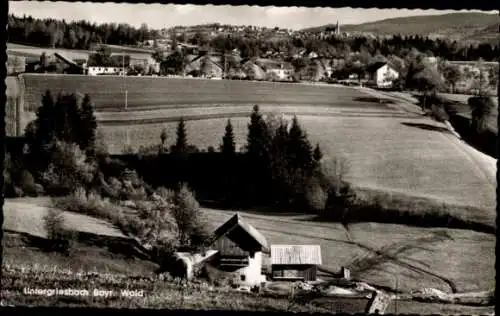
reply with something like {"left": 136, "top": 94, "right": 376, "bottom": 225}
{"left": 305, "top": 13, "right": 499, "bottom": 44}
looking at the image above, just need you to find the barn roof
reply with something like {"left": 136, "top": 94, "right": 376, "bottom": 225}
{"left": 212, "top": 213, "right": 269, "bottom": 252}
{"left": 271, "top": 245, "right": 322, "bottom": 265}
{"left": 365, "top": 61, "right": 388, "bottom": 73}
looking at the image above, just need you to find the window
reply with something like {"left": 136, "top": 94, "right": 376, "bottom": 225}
{"left": 240, "top": 275, "right": 246, "bottom": 281}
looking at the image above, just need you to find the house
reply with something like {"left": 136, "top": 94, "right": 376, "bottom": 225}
{"left": 242, "top": 59, "right": 267, "bottom": 81}
{"left": 365, "top": 61, "right": 399, "bottom": 88}
{"left": 255, "top": 58, "right": 294, "bottom": 81}
{"left": 207, "top": 213, "right": 269, "bottom": 286}
{"left": 308, "top": 51, "right": 319, "bottom": 59}
{"left": 271, "top": 245, "right": 322, "bottom": 282}
{"left": 185, "top": 55, "right": 223, "bottom": 79}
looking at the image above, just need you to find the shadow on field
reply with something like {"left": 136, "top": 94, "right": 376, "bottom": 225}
{"left": 400, "top": 122, "right": 453, "bottom": 134}
{"left": 352, "top": 96, "right": 395, "bottom": 104}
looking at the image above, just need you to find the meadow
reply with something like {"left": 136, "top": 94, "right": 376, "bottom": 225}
{"left": 14, "top": 74, "right": 399, "bottom": 111}
{"left": 7, "top": 42, "right": 154, "bottom": 60}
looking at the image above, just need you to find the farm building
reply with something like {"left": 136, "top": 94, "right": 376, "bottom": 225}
{"left": 185, "top": 55, "right": 223, "bottom": 79}
{"left": 241, "top": 59, "right": 267, "bottom": 80}
{"left": 255, "top": 58, "right": 294, "bottom": 81}
{"left": 271, "top": 245, "right": 322, "bottom": 282}
{"left": 365, "top": 61, "right": 399, "bottom": 88}
{"left": 206, "top": 213, "right": 269, "bottom": 286}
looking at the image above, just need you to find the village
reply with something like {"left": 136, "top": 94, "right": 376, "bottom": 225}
{"left": 8, "top": 18, "right": 497, "bottom": 93}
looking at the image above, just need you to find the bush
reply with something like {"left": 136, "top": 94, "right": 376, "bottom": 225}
{"left": 43, "top": 208, "right": 76, "bottom": 254}
{"left": 19, "top": 170, "right": 44, "bottom": 197}
{"left": 41, "top": 141, "right": 98, "bottom": 196}
{"left": 173, "top": 184, "right": 211, "bottom": 250}
{"left": 53, "top": 187, "right": 122, "bottom": 222}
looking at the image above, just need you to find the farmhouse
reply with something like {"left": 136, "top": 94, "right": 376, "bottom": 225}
{"left": 365, "top": 61, "right": 399, "bottom": 88}
{"left": 271, "top": 245, "right": 322, "bottom": 282}
{"left": 255, "top": 58, "right": 295, "bottom": 81}
{"left": 207, "top": 213, "right": 269, "bottom": 286}
{"left": 185, "top": 55, "right": 223, "bottom": 79}
{"left": 241, "top": 59, "right": 267, "bottom": 80}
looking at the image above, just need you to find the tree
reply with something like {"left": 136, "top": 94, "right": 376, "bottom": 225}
{"left": 286, "top": 116, "right": 313, "bottom": 171}
{"left": 161, "top": 50, "right": 188, "bottom": 75}
{"left": 40, "top": 52, "right": 49, "bottom": 70}
{"left": 172, "top": 118, "right": 188, "bottom": 154}
{"left": 160, "top": 128, "right": 168, "bottom": 154}
{"left": 468, "top": 96, "right": 495, "bottom": 134}
{"left": 472, "top": 60, "right": 490, "bottom": 96}
{"left": 442, "top": 64, "right": 462, "bottom": 93}
{"left": 77, "top": 94, "right": 97, "bottom": 153}
{"left": 246, "top": 105, "right": 271, "bottom": 159}
{"left": 313, "top": 143, "right": 323, "bottom": 164}
{"left": 410, "top": 66, "right": 445, "bottom": 111}
{"left": 172, "top": 183, "right": 210, "bottom": 249}
{"left": 89, "top": 46, "right": 112, "bottom": 67}
{"left": 220, "top": 119, "right": 236, "bottom": 155}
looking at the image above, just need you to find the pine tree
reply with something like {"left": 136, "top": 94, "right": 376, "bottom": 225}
{"left": 172, "top": 117, "right": 188, "bottom": 153}
{"left": 287, "top": 116, "right": 313, "bottom": 171}
{"left": 246, "top": 105, "right": 270, "bottom": 159}
{"left": 160, "top": 128, "right": 168, "bottom": 154}
{"left": 220, "top": 119, "right": 236, "bottom": 155}
{"left": 313, "top": 143, "right": 323, "bottom": 164}
{"left": 77, "top": 94, "right": 97, "bottom": 153}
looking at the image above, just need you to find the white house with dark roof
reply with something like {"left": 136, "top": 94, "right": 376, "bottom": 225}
{"left": 365, "top": 61, "right": 400, "bottom": 88}
{"left": 271, "top": 245, "right": 322, "bottom": 281}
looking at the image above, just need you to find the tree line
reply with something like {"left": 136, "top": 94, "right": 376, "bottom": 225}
{"left": 8, "top": 14, "right": 157, "bottom": 49}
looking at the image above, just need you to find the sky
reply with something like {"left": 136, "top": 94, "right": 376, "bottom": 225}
{"left": 9, "top": 2, "right": 496, "bottom": 30}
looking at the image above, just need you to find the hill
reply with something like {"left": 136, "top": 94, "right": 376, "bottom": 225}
{"left": 304, "top": 13, "right": 499, "bottom": 44}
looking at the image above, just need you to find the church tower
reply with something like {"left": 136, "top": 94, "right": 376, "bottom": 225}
{"left": 336, "top": 20, "right": 340, "bottom": 35}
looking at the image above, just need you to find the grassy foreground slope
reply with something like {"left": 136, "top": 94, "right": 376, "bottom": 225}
{"left": 2, "top": 198, "right": 157, "bottom": 275}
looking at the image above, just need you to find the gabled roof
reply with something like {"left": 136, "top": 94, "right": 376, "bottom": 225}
{"left": 271, "top": 245, "right": 322, "bottom": 265}
{"left": 212, "top": 213, "right": 269, "bottom": 252}
{"left": 365, "top": 61, "right": 387, "bottom": 73}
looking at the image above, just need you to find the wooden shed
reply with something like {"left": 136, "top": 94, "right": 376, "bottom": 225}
{"left": 208, "top": 213, "right": 269, "bottom": 285}
{"left": 271, "top": 245, "right": 322, "bottom": 282}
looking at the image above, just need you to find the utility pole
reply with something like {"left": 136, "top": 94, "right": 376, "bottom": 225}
{"left": 123, "top": 52, "right": 128, "bottom": 110}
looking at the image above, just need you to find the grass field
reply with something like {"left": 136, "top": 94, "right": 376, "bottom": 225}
{"left": 7, "top": 42, "right": 154, "bottom": 60}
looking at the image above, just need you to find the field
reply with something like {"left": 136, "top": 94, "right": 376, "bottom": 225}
{"left": 7, "top": 42, "right": 154, "bottom": 60}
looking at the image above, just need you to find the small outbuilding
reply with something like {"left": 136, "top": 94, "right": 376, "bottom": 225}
{"left": 208, "top": 213, "right": 269, "bottom": 286}
{"left": 271, "top": 245, "right": 322, "bottom": 282}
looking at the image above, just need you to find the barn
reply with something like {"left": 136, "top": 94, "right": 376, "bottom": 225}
{"left": 271, "top": 245, "right": 322, "bottom": 282}
{"left": 208, "top": 213, "right": 269, "bottom": 286}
